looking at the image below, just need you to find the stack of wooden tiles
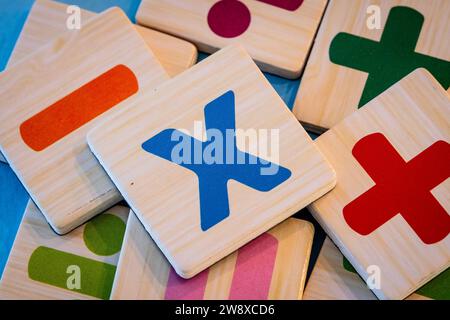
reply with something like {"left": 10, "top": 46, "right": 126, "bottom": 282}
{"left": 0, "top": 0, "right": 449, "bottom": 301}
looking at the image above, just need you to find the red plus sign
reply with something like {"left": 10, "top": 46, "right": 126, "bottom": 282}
{"left": 343, "top": 133, "right": 450, "bottom": 244}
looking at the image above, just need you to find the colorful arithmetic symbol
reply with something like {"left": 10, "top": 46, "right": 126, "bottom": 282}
{"left": 142, "top": 91, "right": 291, "bottom": 231}
{"left": 228, "top": 232, "right": 278, "bottom": 299}
{"left": 20, "top": 64, "right": 138, "bottom": 151}
{"left": 164, "top": 232, "right": 278, "bottom": 300}
{"left": 27, "top": 214, "right": 125, "bottom": 300}
{"left": 343, "top": 133, "right": 450, "bottom": 244}
{"left": 207, "top": 0, "right": 304, "bottom": 38}
{"left": 329, "top": 6, "right": 450, "bottom": 107}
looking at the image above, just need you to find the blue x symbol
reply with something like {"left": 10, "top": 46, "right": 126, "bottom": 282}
{"left": 142, "top": 91, "right": 291, "bottom": 231}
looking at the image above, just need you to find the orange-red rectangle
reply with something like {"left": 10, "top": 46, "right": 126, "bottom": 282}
{"left": 20, "top": 64, "right": 138, "bottom": 151}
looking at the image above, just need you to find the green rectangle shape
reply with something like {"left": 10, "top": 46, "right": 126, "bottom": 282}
{"left": 28, "top": 246, "right": 116, "bottom": 300}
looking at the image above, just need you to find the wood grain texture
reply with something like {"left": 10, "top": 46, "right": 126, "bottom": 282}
{"left": 7, "top": 0, "right": 198, "bottom": 78}
{"left": 0, "top": 0, "right": 197, "bottom": 165}
{"left": 308, "top": 69, "right": 450, "bottom": 300}
{"left": 112, "top": 213, "right": 313, "bottom": 300}
{"left": 304, "top": 237, "right": 441, "bottom": 300}
{"left": 87, "top": 45, "right": 336, "bottom": 278}
{"left": 0, "top": 201, "right": 129, "bottom": 300}
{"left": 303, "top": 237, "right": 378, "bottom": 300}
{"left": 136, "top": 0, "right": 328, "bottom": 79}
{"left": 293, "top": 0, "right": 450, "bottom": 133}
{"left": 0, "top": 8, "right": 168, "bottom": 234}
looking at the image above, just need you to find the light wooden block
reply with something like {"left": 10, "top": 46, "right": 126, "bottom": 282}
{"left": 87, "top": 45, "right": 336, "bottom": 278}
{"left": 0, "top": 9, "right": 169, "bottom": 234}
{"left": 0, "top": 0, "right": 196, "bottom": 167}
{"left": 308, "top": 69, "right": 450, "bottom": 300}
{"left": 136, "top": 0, "right": 328, "bottom": 79}
{"left": 304, "top": 237, "right": 450, "bottom": 300}
{"left": 7, "top": 0, "right": 198, "bottom": 78}
{"left": 112, "top": 213, "right": 313, "bottom": 299}
{"left": 303, "top": 237, "right": 378, "bottom": 300}
{"left": 0, "top": 0, "right": 197, "bottom": 166}
{"left": 0, "top": 201, "right": 129, "bottom": 300}
{"left": 293, "top": 0, "right": 450, "bottom": 133}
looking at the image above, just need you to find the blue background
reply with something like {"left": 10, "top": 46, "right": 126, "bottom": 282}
{"left": 0, "top": 0, "right": 320, "bottom": 279}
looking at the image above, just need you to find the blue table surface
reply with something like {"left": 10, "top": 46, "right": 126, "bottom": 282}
{"left": 0, "top": 0, "right": 320, "bottom": 279}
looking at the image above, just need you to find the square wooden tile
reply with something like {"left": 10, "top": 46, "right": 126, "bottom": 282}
{"left": 0, "top": 0, "right": 197, "bottom": 165}
{"left": 293, "top": 0, "right": 450, "bottom": 133}
{"left": 112, "top": 213, "right": 313, "bottom": 299}
{"left": 0, "top": 201, "right": 129, "bottom": 300}
{"left": 136, "top": 0, "right": 328, "bottom": 79}
{"left": 87, "top": 45, "right": 336, "bottom": 278}
{"left": 309, "top": 69, "right": 450, "bottom": 299}
{"left": 7, "top": 0, "right": 198, "bottom": 78}
{"left": 304, "top": 237, "right": 450, "bottom": 300}
{"left": 0, "top": 8, "right": 168, "bottom": 234}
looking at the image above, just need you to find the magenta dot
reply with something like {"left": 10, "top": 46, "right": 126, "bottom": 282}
{"left": 207, "top": 0, "right": 251, "bottom": 38}
{"left": 256, "top": 0, "right": 304, "bottom": 11}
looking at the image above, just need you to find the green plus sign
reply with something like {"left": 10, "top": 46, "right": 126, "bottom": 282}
{"left": 329, "top": 6, "right": 450, "bottom": 107}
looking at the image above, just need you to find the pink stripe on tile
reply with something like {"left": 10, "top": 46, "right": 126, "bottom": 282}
{"left": 164, "top": 268, "right": 209, "bottom": 300}
{"left": 229, "top": 233, "right": 278, "bottom": 299}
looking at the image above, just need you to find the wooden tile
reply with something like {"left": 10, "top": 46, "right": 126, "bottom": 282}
{"left": 112, "top": 213, "right": 313, "bottom": 299}
{"left": 136, "top": 0, "right": 328, "bottom": 79}
{"left": 308, "top": 69, "right": 450, "bottom": 299}
{"left": 87, "top": 45, "right": 336, "bottom": 278}
{"left": 293, "top": 0, "right": 450, "bottom": 133}
{"left": 408, "top": 268, "right": 450, "bottom": 300}
{"left": 0, "top": 201, "right": 129, "bottom": 300}
{"left": 7, "top": 0, "right": 198, "bottom": 78}
{"left": 0, "top": 9, "right": 168, "bottom": 234}
{"left": 0, "top": 0, "right": 197, "bottom": 165}
{"left": 303, "top": 237, "right": 377, "bottom": 300}
{"left": 304, "top": 237, "right": 450, "bottom": 300}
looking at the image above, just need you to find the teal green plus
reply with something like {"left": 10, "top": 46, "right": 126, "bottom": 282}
{"left": 330, "top": 6, "right": 450, "bottom": 107}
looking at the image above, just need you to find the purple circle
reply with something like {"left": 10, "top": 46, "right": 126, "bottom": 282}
{"left": 208, "top": 0, "right": 251, "bottom": 38}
